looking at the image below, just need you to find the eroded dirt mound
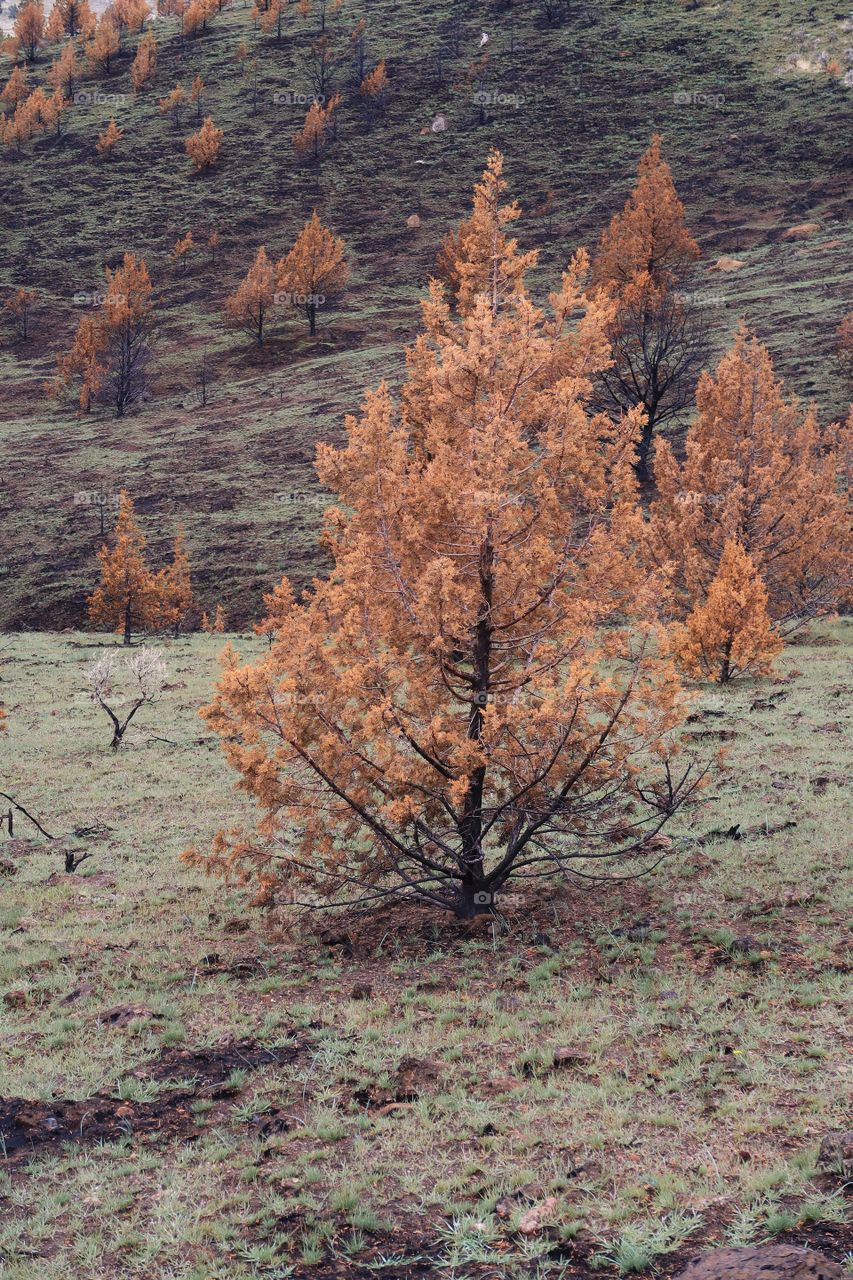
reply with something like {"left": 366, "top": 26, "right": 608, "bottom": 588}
{"left": 674, "top": 1245, "right": 845, "bottom": 1280}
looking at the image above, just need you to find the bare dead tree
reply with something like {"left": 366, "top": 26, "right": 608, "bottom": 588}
{"left": 85, "top": 648, "right": 167, "bottom": 750}
{"left": 592, "top": 288, "right": 710, "bottom": 486}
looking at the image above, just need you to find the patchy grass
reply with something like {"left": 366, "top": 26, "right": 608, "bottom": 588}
{"left": 0, "top": 622, "right": 850, "bottom": 1276}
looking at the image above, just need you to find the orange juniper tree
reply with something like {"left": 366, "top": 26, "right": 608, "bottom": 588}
{"left": 171, "top": 230, "right": 195, "bottom": 271}
{"left": 13, "top": 0, "right": 45, "bottom": 62}
{"left": 88, "top": 491, "right": 159, "bottom": 644}
{"left": 650, "top": 325, "right": 853, "bottom": 625}
{"left": 96, "top": 116, "right": 123, "bottom": 154}
{"left": 292, "top": 92, "right": 340, "bottom": 161}
{"left": 130, "top": 29, "right": 157, "bottom": 92}
{"left": 87, "top": 14, "right": 120, "bottom": 73}
{"left": 46, "top": 0, "right": 96, "bottom": 38}
{"left": 153, "top": 529, "right": 195, "bottom": 634}
{"left": 224, "top": 245, "right": 275, "bottom": 346}
{"left": 591, "top": 136, "right": 705, "bottom": 485}
{"left": 359, "top": 58, "right": 387, "bottom": 127}
{"left": 1, "top": 67, "right": 29, "bottom": 110}
{"left": 53, "top": 253, "right": 155, "bottom": 415}
{"left": 592, "top": 134, "right": 700, "bottom": 294}
{"left": 275, "top": 211, "right": 347, "bottom": 336}
{"left": 674, "top": 538, "right": 783, "bottom": 684}
{"left": 186, "top": 154, "right": 703, "bottom": 917}
{"left": 186, "top": 114, "right": 222, "bottom": 170}
{"left": 48, "top": 42, "right": 81, "bottom": 96}
{"left": 4, "top": 287, "right": 36, "bottom": 339}
{"left": 436, "top": 148, "right": 537, "bottom": 318}
{"left": 158, "top": 82, "right": 186, "bottom": 126}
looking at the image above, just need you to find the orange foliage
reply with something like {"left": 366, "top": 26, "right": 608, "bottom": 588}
{"left": 130, "top": 29, "right": 156, "bottom": 91}
{"left": 46, "top": 0, "right": 96, "bottom": 38}
{"left": 48, "top": 42, "right": 81, "bottom": 95}
{"left": 171, "top": 230, "right": 195, "bottom": 270}
{"left": 674, "top": 539, "right": 783, "bottom": 683}
{"left": 88, "top": 491, "right": 161, "bottom": 644}
{"left": 1, "top": 66, "right": 29, "bottom": 109}
{"left": 292, "top": 91, "right": 340, "bottom": 160}
{"left": 4, "top": 287, "right": 36, "bottom": 338}
{"left": 158, "top": 82, "right": 186, "bottom": 125}
{"left": 185, "top": 113, "right": 222, "bottom": 170}
{"left": 111, "top": 0, "right": 150, "bottom": 32}
{"left": 274, "top": 210, "right": 347, "bottom": 335}
{"left": 87, "top": 14, "right": 120, "bottom": 72}
{"left": 153, "top": 529, "right": 195, "bottom": 634}
{"left": 592, "top": 134, "right": 700, "bottom": 294}
{"left": 53, "top": 253, "right": 154, "bottom": 415}
{"left": 14, "top": 0, "right": 45, "bottom": 61}
{"left": 359, "top": 58, "right": 387, "bottom": 119}
{"left": 435, "top": 148, "right": 537, "bottom": 317}
{"left": 650, "top": 326, "right": 853, "bottom": 624}
{"left": 837, "top": 312, "right": 853, "bottom": 380}
{"left": 186, "top": 152, "right": 703, "bottom": 917}
{"left": 224, "top": 246, "right": 276, "bottom": 346}
{"left": 96, "top": 115, "right": 123, "bottom": 154}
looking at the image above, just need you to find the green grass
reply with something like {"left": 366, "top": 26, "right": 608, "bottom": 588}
{"left": 0, "top": 622, "right": 850, "bottom": 1275}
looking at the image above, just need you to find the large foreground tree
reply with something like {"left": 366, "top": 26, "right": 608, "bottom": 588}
{"left": 187, "top": 154, "right": 704, "bottom": 917}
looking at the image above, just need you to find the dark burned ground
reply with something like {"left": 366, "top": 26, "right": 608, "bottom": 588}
{"left": 0, "top": 1040, "right": 304, "bottom": 1161}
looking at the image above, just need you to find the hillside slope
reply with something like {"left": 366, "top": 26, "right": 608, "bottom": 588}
{"left": 1, "top": 0, "right": 851, "bottom": 629}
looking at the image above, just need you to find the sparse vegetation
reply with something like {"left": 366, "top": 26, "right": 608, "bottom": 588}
{"left": 0, "top": 0, "right": 851, "bottom": 1274}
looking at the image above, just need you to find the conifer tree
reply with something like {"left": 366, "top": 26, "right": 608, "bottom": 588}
{"left": 88, "top": 491, "right": 159, "bottom": 644}
{"left": 674, "top": 539, "right": 783, "bottom": 683}
{"left": 275, "top": 212, "right": 347, "bottom": 336}
{"left": 185, "top": 153, "right": 702, "bottom": 917}
{"left": 592, "top": 134, "right": 700, "bottom": 293}
{"left": 651, "top": 326, "right": 853, "bottom": 624}
{"left": 130, "top": 29, "right": 156, "bottom": 92}
{"left": 224, "top": 246, "right": 276, "bottom": 346}
{"left": 185, "top": 114, "right": 222, "bottom": 170}
{"left": 436, "top": 148, "right": 537, "bottom": 318}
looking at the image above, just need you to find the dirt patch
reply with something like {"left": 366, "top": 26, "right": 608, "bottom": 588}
{"left": 0, "top": 1036, "right": 305, "bottom": 1164}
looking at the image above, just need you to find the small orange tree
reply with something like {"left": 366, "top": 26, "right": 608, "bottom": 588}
{"left": 130, "top": 30, "right": 156, "bottom": 92}
{"left": 87, "top": 14, "right": 120, "bottom": 73}
{"left": 292, "top": 92, "right": 340, "bottom": 161}
{"left": 96, "top": 117, "right": 123, "bottom": 156}
{"left": 651, "top": 326, "right": 853, "bottom": 625}
{"left": 4, "top": 287, "right": 36, "bottom": 339}
{"left": 186, "top": 114, "right": 222, "bottom": 170}
{"left": 1, "top": 67, "right": 29, "bottom": 110}
{"left": 158, "top": 83, "right": 186, "bottom": 127}
{"left": 53, "top": 253, "right": 154, "bottom": 415}
{"left": 186, "top": 153, "right": 703, "bottom": 917}
{"left": 46, "top": 0, "right": 96, "bottom": 38}
{"left": 275, "top": 211, "right": 347, "bottom": 335}
{"left": 48, "top": 42, "right": 81, "bottom": 97}
{"left": 153, "top": 529, "right": 195, "bottom": 634}
{"left": 591, "top": 136, "right": 705, "bottom": 484}
{"left": 88, "top": 491, "right": 159, "bottom": 644}
{"left": 224, "top": 245, "right": 275, "bottom": 346}
{"left": 674, "top": 539, "right": 783, "bottom": 683}
{"left": 14, "top": 0, "right": 45, "bottom": 62}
